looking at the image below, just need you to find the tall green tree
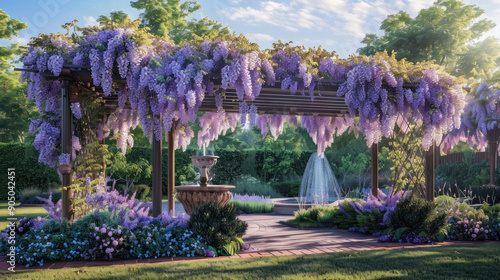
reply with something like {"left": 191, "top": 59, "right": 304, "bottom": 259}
{"left": 358, "top": 0, "right": 500, "bottom": 80}
{"left": 130, "top": 0, "right": 230, "bottom": 43}
{"left": 0, "top": 10, "right": 36, "bottom": 143}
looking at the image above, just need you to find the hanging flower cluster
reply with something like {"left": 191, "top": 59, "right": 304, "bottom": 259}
{"left": 338, "top": 55, "right": 465, "bottom": 150}
{"left": 21, "top": 27, "right": 465, "bottom": 163}
{"left": 443, "top": 82, "right": 500, "bottom": 153}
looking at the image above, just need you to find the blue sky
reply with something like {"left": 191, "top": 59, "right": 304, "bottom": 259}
{"left": 2, "top": 0, "right": 500, "bottom": 58}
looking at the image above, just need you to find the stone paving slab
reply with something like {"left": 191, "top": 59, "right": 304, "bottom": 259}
{"left": 0, "top": 213, "right": 487, "bottom": 271}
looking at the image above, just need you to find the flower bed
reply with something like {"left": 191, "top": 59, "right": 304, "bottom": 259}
{"left": 287, "top": 190, "right": 500, "bottom": 244}
{"left": 0, "top": 187, "right": 248, "bottom": 267}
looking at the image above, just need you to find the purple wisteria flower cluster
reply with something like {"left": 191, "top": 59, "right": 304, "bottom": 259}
{"left": 21, "top": 27, "right": 465, "bottom": 163}
{"left": 443, "top": 82, "right": 500, "bottom": 153}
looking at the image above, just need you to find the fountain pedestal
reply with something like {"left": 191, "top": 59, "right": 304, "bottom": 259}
{"left": 175, "top": 185, "right": 235, "bottom": 215}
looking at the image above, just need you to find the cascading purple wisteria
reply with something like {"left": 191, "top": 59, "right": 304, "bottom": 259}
{"left": 300, "top": 115, "right": 354, "bottom": 156}
{"left": 443, "top": 82, "right": 500, "bottom": 153}
{"left": 20, "top": 26, "right": 466, "bottom": 165}
{"left": 338, "top": 58, "right": 464, "bottom": 150}
{"left": 106, "top": 109, "right": 140, "bottom": 154}
{"left": 197, "top": 111, "right": 239, "bottom": 149}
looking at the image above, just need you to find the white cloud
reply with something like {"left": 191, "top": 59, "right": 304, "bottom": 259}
{"left": 220, "top": 1, "right": 326, "bottom": 32}
{"left": 246, "top": 33, "right": 274, "bottom": 41}
{"left": 405, "top": 0, "right": 435, "bottom": 15}
{"left": 82, "top": 16, "right": 98, "bottom": 27}
{"left": 12, "top": 36, "right": 30, "bottom": 46}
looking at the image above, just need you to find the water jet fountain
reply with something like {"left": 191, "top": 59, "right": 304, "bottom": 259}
{"left": 175, "top": 154, "right": 235, "bottom": 215}
{"left": 273, "top": 153, "right": 341, "bottom": 214}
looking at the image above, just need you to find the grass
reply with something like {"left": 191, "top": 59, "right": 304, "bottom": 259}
{"left": 0, "top": 201, "right": 47, "bottom": 229}
{"left": 228, "top": 201, "right": 274, "bottom": 214}
{"left": 2, "top": 243, "right": 499, "bottom": 279}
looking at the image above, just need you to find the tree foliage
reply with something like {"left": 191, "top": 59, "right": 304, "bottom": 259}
{"left": 358, "top": 0, "right": 500, "bottom": 80}
{"left": 130, "top": 0, "right": 229, "bottom": 44}
{"left": 0, "top": 10, "right": 35, "bottom": 143}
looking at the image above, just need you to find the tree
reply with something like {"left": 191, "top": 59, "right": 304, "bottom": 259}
{"left": 0, "top": 9, "right": 27, "bottom": 71}
{"left": 130, "top": 0, "right": 229, "bottom": 43}
{"left": 97, "top": 10, "right": 131, "bottom": 27}
{"left": 0, "top": 10, "right": 35, "bottom": 143}
{"left": 358, "top": 0, "right": 500, "bottom": 80}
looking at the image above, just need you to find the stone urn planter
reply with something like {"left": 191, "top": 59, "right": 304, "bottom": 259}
{"left": 175, "top": 155, "right": 235, "bottom": 215}
{"left": 175, "top": 185, "right": 235, "bottom": 215}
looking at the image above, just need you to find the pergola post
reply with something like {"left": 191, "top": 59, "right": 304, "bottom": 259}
{"left": 424, "top": 142, "right": 435, "bottom": 201}
{"left": 60, "top": 80, "right": 74, "bottom": 222}
{"left": 371, "top": 143, "right": 378, "bottom": 197}
{"left": 487, "top": 132, "right": 498, "bottom": 185}
{"left": 168, "top": 130, "right": 175, "bottom": 214}
{"left": 152, "top": 132, "right": 162, "bottom": 217}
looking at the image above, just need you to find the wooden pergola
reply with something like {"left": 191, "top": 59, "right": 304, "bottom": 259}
{"left": 17, "top": 66, "right": 439, "bottom": 221}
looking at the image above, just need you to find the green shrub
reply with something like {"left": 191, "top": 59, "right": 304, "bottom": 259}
{"left": 228, "top": 201, "right": 273, "bottom": 214}
{"left": 270, "top": 180, "right": 301, "bottom": 197}
{"left": 435, "top": 162, "right": 469, "bottom": 190}
{"left": 129, "top": 184, "right": 150, "bottom": 201}
{"left": 230, "top": 175, "right": 281, "bottom": 198}
{"left": 470, "top": 184, "right": 500, "bottom": 204}
{"left": 72, "top": 210, "right": 119, "bottom": 235}
{"left": 41, "top": 219, "right": 72, "bottom": 234}
{"left": 388, "top": 195, "right": 448, "bottom": 240}
{"left": 188, "top": 202, "right": 248, "bottom": 256}
{"left": 465, "top": 161, "right": 490, "bottom": 187}
{"left": 435, "top": 195, "right": 454, "bottom": 206}
{"left": 316, "top": 208, "right": 338, "bottom": 226}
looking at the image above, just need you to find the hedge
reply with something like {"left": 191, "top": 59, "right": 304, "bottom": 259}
{"left": 0, "top": 144, "right": 60, "bottom": 200}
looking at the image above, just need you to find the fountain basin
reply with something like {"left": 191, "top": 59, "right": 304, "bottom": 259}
{"left": 272, "top": 198, "right": 342, "bottom": 215}
{"left": 175, "top": 185, "right": 235, "bottom": 215}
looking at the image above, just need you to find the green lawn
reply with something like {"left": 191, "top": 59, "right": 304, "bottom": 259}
{"left": 0, "top": 201, "right": 47, "bottom": 229}
{"left": 2, "top": 243, "right": 499, "bottom": 279}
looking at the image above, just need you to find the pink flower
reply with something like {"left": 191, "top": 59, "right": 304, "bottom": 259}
{"left": 112, "top": 240, "right": 118, "bottom": 246}
{"left": 108, "top": 231, "right": 113, "bottom": 237}
{"left": 119, "top": 238, "right": 123, "bottom": 242}
{"left": 94, "top": 227, "right": 99, "bottom": 231}
{"left": 101, "top": 228, "right": 106, "bottom": 234}
{"left": 117, "top": 229, "right": 121, "bottom": 235}
{"left": 476, "top": 224, "right": 480, "bottom": 228}
{"left": 474, "top": 228, "right": 479, "bottom": 234}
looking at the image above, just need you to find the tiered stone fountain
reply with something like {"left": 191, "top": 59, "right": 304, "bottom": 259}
{"left": 175, "top": 155, "right": 235, "bottom": 215}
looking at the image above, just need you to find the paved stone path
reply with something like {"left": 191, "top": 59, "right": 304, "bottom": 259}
{"left": 0, "top": 213, "right": 479, "bottom": 271}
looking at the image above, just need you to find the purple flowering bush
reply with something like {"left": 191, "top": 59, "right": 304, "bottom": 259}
{"left": 447, "top": 218, "right": 492, "bottom": 241}
{"left": 290, "top": 188, "right": 406, "bottom": 234}
{"left": 2, "top": 186, "right": 218, "bottom": 267}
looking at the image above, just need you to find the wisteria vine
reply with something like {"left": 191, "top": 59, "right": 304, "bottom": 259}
{"left": 21, "top": 27, "right": 466, "bottom": 165}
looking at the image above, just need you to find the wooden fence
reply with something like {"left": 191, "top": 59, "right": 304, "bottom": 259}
{"left": 438, "top": 152, "right": 489, "bottom": 165}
